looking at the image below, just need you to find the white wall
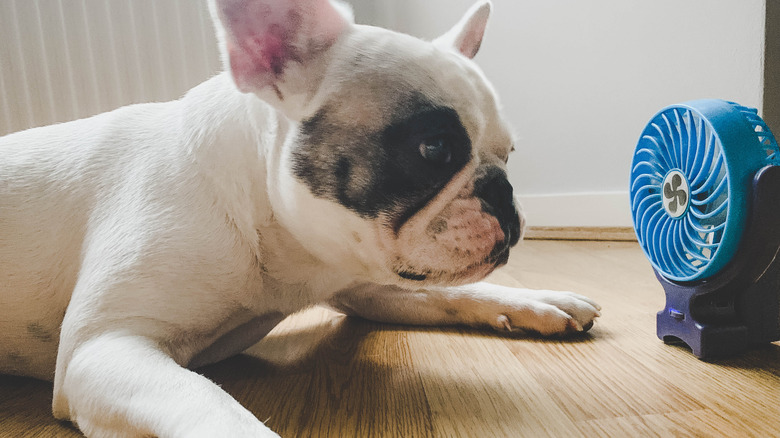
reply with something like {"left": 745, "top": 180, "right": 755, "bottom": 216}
{"left": 354, "top": 0, "right": 766, "bottom": 227}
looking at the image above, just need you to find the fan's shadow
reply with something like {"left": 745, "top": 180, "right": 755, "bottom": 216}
{"left": 661, "top": 337, "right": 780, "bottom": 374}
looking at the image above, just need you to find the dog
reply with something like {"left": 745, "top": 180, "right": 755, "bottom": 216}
{"left": 0, "top": 0, "right": 601, "bottom": 436}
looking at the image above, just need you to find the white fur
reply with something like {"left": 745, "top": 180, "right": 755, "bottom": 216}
{"left": 0, "top": 1, "right": 600, "bottom": 436}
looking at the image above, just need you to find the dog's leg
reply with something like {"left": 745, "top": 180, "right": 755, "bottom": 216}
{"left": 328, "top": 282, "right": 601, "bottom": 336}
{"left": 57, "top": 333, "right": 278, "bottom": 438}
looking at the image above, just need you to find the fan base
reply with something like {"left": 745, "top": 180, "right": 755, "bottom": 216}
{"left": 656, "top": 165, "right": 780, "bottom": 359}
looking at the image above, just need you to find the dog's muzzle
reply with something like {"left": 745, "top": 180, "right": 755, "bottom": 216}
{"left": 473, "top": 166, "right": 522, "bottom": 266}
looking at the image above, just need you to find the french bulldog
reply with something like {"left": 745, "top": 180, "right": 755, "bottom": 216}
{"left": 0, "top": 0, "right": 601, "bottom": 436}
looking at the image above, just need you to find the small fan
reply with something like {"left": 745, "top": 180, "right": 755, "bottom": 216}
{"left": 630, "top": 99, "right": 780, "bottom": 358}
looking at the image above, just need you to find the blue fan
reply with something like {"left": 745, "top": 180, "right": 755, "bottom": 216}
{"left": 630, "top": 100, "right": 780, "bottom": 358}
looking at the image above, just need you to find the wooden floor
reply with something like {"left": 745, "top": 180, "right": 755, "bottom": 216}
{"left": 1, "top": 240, "right": 779, "bottom": 437}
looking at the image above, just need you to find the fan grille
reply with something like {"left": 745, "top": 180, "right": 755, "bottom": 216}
{"left": 630, "top": 101, "right": 779, "bottom": 282}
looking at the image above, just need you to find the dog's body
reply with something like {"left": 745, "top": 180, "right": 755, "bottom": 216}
{"left": 0, "top": 1, "right": 600, "bottom": 436}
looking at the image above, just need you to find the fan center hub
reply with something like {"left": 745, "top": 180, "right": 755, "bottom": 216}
{"left": 662, "top": 170, "right": 690, "bottom": 219}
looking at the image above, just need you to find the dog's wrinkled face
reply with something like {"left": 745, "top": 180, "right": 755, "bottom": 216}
{"left": 210, "top": 0, "right": 522, "bottom": 286}
{"left": 284, "top": 23, "right": 524, "bottom": 286}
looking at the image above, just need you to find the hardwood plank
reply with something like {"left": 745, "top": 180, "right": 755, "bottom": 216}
{"left": 0, "top": 375, "right": 81, "bottom": 437}
{"left": 577, "top": 409, "right": 751, "bottom": 438}
{"left": 408, "top": 329, "right": 581, "bottom": 437}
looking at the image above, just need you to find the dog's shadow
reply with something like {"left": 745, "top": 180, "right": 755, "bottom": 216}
{"left": 197, "top": 311, "right": 600, "bottom": 437}
{"left": 0, "top": 375, "right": 82, "bottom": 436}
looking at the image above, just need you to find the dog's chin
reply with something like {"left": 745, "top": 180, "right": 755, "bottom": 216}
{"left": 376, "top": 192, "right": 518, "bottom": 287}
{"left": 392, "top": 245, "right": 511, "bottom": 286}
{"left": 394, "top": 262, "right": 493, "bottom": 286}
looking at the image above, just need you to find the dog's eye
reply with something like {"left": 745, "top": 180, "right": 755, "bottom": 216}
{"left": 419, "top": 136, "right": 452, "bottom": 164}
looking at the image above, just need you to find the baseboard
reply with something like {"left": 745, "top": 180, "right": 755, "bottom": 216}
{"left": 524, "top": 226, "right": 637, "bottom": 241}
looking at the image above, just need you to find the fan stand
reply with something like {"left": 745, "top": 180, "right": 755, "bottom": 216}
{"left": 656, "top": 165, "right": 780, "bottom": 359}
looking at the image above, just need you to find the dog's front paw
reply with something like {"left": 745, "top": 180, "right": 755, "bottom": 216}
{"left": 477, "top": 287, "right": 601, "bottom": 337}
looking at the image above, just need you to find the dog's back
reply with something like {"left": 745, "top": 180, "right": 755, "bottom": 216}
{"left": 0, "top": 102, "right": 178, "bottom": 379}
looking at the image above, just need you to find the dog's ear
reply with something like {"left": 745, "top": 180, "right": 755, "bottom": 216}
{"left": 209, "top": 0, "right": 352, "bottom": 97}
{"left": 433, "top": 0, "right": 491, "bottom": 59}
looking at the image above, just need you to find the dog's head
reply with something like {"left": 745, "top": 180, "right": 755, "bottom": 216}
{"left": 210, "top": 0, "right": 523, "bottom": 286}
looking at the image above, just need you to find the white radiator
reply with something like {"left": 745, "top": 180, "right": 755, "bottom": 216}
{"left": 0, "top": 0, "right": 221, "bottom": 137}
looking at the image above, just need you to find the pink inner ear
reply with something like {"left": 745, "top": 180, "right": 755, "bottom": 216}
{"left": 228, "top": 26, "right": 292, "bottom": 90}
{"left": 457, "top": 17, "right": 487, "bottom": 59}
{"left": 441, "top": 1, "right": 491, "bottom": 60}
{"left": 222, "top": 0, "right": 299, "bottom": 91}
{"left": 219, "top": 0, "right": 348, "bottom": 92}
{"left": 458, "top": 32, "right": 484, "bottom": 59}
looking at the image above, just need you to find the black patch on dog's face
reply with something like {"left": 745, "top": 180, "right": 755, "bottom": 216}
{"left": 292, "top": 95, "right": 472, "bottom": 223}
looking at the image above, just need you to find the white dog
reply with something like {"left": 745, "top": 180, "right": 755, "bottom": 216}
{"left": 0, "top": 0, "right": 600, "bottom": 436}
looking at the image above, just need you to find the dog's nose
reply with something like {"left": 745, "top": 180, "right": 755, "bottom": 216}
{"left": 474, "top": 166, "right": 522, "bottom": 249}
